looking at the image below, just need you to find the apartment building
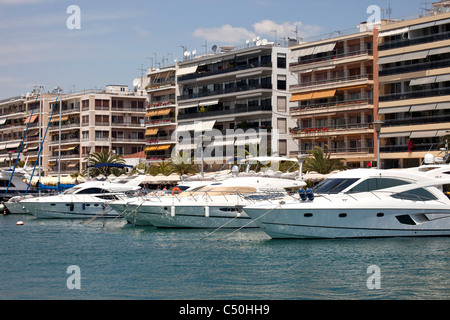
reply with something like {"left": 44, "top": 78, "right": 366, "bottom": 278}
{"left": 377, "top": 6, "right": 450, "bottom": 168}
{"left": 172, "top": 43, "right": 297, "bottom": 166}
{"left": 0, "top": 85, "right": 147, "bottom": 175}
{"left": 0, "top": 95, "right": 31, "bottom": 169}
{"left": 145, "top": 67, "right": 177, "bottom": 162}
{"left": 289, "top": 26, "right": 376, "bottom": 167}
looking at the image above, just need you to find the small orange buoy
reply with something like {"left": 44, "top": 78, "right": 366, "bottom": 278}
{"left": 16, "top": 221, "right": 24, "bottom": 226}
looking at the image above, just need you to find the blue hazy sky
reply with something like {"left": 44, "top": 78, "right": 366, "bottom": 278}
{"left": 0, "top": 0, "right": 424, "bottom": 99}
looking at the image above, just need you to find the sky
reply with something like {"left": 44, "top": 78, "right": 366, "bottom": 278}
{"left": 0, "top": 0, "right": 425, "bottom": 99}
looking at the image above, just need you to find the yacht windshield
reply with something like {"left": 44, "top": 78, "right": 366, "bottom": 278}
{"left": 313, "top": 178, "right": 359, "bottom": 194}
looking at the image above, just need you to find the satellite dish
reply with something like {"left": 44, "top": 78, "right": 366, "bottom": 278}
{"left": 256, "top": 36, "right": 260, "bottom": 40}
{"left": 184, "top": 51, "right": 190, "bottom": 57}
{"left": 212, "top": 45, "right": 217, "bottom": 53}
{"left": 261, "top": 39, "right": 268, "bottom": 45}
{"left": 192, "top": 50, "right": 197, "bottom": 55}
{"left": 132, "top": 78, "right": 141, "bottom": 87}
{"left": 256, "top": 40, "right": 262, "bottom": 46}
{"left": 246, "top": 39, "right": 250, "bottom": 44}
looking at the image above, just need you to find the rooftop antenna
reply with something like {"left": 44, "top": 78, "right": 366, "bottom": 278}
{"left": 146, "top": 57, "right": 153, "bottom": 70}
{"left": 212, "top": 45, "right": 217, "bottom": 54}
{"left": 386, "top": 3, "right": 392, "bottom": 20}
{"left": 180, "top": 45, "right": 187, "bottom": 61}
{"left": 202, "top": 40, "right": 208, "bottom": 55}
{"left": 137, "top": 64, "right": 145, "bottom": 79}
{"left": 420, "top": 1, "right": 432, "bottom": 14}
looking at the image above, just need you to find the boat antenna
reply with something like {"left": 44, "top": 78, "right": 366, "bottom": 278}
{"left": 26, "top": 96, "right": 59, "bottom": 195}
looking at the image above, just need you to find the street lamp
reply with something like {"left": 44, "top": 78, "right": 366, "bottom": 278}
{"left": 373, "top": 120, "right": 384, "bottom": 169}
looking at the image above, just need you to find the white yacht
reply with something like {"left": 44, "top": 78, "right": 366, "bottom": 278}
{"left": 20, "top": 176, "right": 144, "bottom": 219}
{"left": 110, "top": 172, "right": 305, "bottom": 228}
{"left": 242, "top": 166, "right": 450, "bottom": 239}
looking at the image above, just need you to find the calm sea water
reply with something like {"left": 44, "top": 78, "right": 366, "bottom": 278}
{"left": 1, "top": 214, "right": 450, "bottom": 300}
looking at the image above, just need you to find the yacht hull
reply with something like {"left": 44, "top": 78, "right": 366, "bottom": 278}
{"left": 21, "top": 200, "right": 119, "bottom": 219}
{"left": 244, "top": 207, "right": 450, "bottom": 239}
{"left": 114, "top": 201, "right": 258, "bottom": 228}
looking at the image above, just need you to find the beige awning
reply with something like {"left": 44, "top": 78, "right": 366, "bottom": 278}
{"left": 145, "top": 110, "right": 159, "bottom": 117}
{"left": 145, "top": 128, "right": 159, "bottom": 135}
{"left": 51, "top": 115, "right": 68, "bottom": 122}
{"left": 290, "top": 93, "right": 313, "bottom": 102}
{"left": 156, "top": 108, "right": 171, "bottom": 116}
{"left": 24, "top": 114, "right": 38, "bottom": 124}
{"left": 312, "top": 90, "right": 336, "bottom": 99}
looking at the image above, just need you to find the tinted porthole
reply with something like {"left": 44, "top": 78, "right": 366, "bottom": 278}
{"left": 50, "top": 203, "right": 56, "bottom": 206}
{"left": 339, "top": 213, "right": 347, "bottom": 218}
{"left": 304, "top": 213, "right": 313, "bottom": 217}
{"left": 164, "top": 207, "right": 168, "bottom": 210}
{"left": 377, "top": 213, "right": 384, "bottom": 217}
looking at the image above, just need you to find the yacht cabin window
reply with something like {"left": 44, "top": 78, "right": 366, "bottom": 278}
{"left": 347, "top": 178, "right": 410, "bottom": 193}
{"left": 313, "top": 178, "right": 359, "bottom": 194}
{"left": 391, "top": 188, "right": 438, "bottom": 201}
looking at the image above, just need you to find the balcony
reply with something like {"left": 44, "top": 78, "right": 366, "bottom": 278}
{"left": 290, "top": 99, "right": 373, "bottom": 117}
{"left": 111, "top": 121, "right": 145, "bottom": 128}
{"left": 147, "top": 101, "right": 175, "bottom": 109}
{"left": 290, "top": 49, "right": 373, "bottom": 72}
{"left": 145, "top": 119, "right": 176, "bottom": 128}
{"left": 290, "top": 74, "right": 373, "bottom": 93}
{"left": 147, "top": 82, "right": 176, "bottom": 93}
{"left": 178, "top": 83, "right": 272, "bottom": 101}
{"left": 381, "top": 143, "right": 440, "bottom": 153}
{"left": 111, "top": 137, "right": 144, "bottom": 143}
{"left": 379, "top": 57, "right": 450, "bottom": 77}
{"left": 178, "top": 61, "right": 272, "bottom": 83}
{"left": 379, "top": 31, "right": 450, "bottom": 51}
{"left": 382, "top": 114, "right": 450, "bottom": 127}
{"left": 291, "top": 122, "right": 374, "bottom": 138}
{"left": 379, "top": 86, "right": 450, "bottom": 102}
{"left": 178, "top": 104, "right": 272, "bottom": 120}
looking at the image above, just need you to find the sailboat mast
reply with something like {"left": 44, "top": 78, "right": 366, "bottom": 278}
{"left": 58, "top": 89, "right": 62, "bottom": 188}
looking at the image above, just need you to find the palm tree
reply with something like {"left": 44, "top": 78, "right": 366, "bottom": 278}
{"left": 303, "top": 146, "right": 347, "bottom": 174}
{"left": 88, "top": 151, "right": 126, "bottom": 177}
{"left": 149, "top": 160, "right": 174, "bottom": 176}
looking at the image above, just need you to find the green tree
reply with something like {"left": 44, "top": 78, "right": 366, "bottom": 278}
{"left": 148, "top": 160, "right": 174, "bottom": 176}
{"left": 88, "top": 151, "right": 126, "bottom": 177}
{"left": 303, "top": 146, "right": 347, "bottom": 174}
{"left": 171, "top": 158, "right": 199, "bottom": 176}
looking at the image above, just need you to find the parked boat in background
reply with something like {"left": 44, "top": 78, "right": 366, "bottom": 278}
{"left": 243, "top": 165, "right": 450, "bottom": 239}
{"left": 110, "top": 157, "right": 306, "bottom": 228}
{"left": 20, "top": 176, "right": 145, "bottom": 219}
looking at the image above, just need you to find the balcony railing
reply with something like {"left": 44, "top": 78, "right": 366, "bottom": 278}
{"left": 291, "top": 122, "right": 373, "bottom": 137}
{"left": 290, "top": 49, "right": 373, "bottom": 68}
{"left": 379, "top": 57, "right": 450, "bottom": 76}
{"left": 291, "top": 99, "right": 373, "bottom": 115}
{"left": 379, "top": 31, "right": 450, "bottom": 51}
{"left": 379, "top": 86, "right": 450, "bottom": 102}
{"left": 178, "top": 61, "right": 272, "bottom": 82}
{"left": 381, "top": 143, "right": 440, "bottom": 153}
{"left": 383, "top": 114, "right": 450, "bottom": 127}
{"left": 178, "top": 83, "right": 272, "bottom": 101}
{"left": 290, "top": 74, "right": 373, "bottom": 92}
{"left": 178, "top": 105, "right": 272, "bottom": 120}
{"left": 111, "top": 122, "right": 145, "bottom": 127}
